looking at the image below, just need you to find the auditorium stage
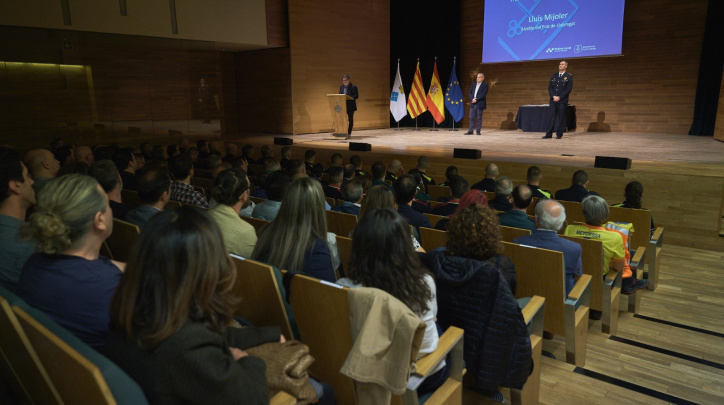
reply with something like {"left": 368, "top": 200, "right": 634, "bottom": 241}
{"left": 236, "top": 127, "right": 724, "bottom": 173}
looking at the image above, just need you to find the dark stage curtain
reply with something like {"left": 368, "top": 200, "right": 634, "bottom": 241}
{"left": 689, "top": 0, "right": 724, "bottom": 136}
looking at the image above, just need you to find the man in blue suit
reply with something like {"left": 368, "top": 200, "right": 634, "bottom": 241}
{"left": 339, "top": 74, "right": 359, "bottom": 136}
{"left": 513, "top": 199, "right": 582, "bottom": 296}
{"left": 465, "top": 72, "right": 488, "bottom": 135}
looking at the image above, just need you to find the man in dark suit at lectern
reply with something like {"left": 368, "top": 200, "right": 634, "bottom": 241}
{"left": 339, "top": 74, "right": 359, "bottom": 137}
{"left": 465, "top": 72, "right": 488, "bottom": 135}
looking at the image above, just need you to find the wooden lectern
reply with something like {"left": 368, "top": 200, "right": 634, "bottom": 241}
{"left": 326, "top": 94, "right": 353, "bottom": 139}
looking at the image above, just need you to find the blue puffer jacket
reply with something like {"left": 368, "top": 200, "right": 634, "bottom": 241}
{"left": 421, "top": 251, "right": 533, "bottom": 391}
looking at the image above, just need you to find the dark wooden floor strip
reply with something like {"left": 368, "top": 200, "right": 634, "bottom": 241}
{"left": 609, "top": 335, "right": 724, "bottom": 371}
{"left": 634, "top": 314, "right": 724, "bottom": 339}
{"left": 573, "top": 367, "right": 699, "bottom": 405}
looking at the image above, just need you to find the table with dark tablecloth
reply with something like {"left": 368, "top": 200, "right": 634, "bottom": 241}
{"left": 515, "top": 104, "right": 577, "bottom": 132}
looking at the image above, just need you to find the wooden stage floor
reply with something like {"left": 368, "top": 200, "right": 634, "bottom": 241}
{"left": 236, "top": 127, "right": 724, "bottom": 171}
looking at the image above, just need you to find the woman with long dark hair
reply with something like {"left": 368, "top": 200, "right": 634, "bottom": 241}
{"left": 107, "top": 208, "right": 282, "bottom": 404}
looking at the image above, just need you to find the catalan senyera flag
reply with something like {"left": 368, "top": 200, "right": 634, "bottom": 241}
{"left": 390, "top": 61, "right": 407, "bottom": 122}
{"left": 425, "top": 60, "right": 445, "bottom": 124}
{"left": 407, "top": 61, "right": 427, "bottom": 119}
{"left": 444, "top": 60, "right": 465, "bottom": 122}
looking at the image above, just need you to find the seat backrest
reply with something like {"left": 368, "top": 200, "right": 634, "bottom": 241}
{"left": 335, "top": 235, "right": 353, "bottom": 277}
{"left": 0, "top": 296, "right": 62, "bottom": 405}
{"left": 608, "top": 206, "right": 651, "bottom": 254}
{"left": 229, "top": 256, "right": 294, "bottom": 340}
{"left": 241, "top": 215, "right": 271, "bottom": 234}
{"left": 426, "top": 185, "right": 450, "bottom": 201}
{"left": 121, "top": 189, "right": 140, "bottom": 205}
{"left": 14, "top": 306, "right": 117, "bottom": 405}
{"left": 249, "top": 196, "right": 266, "bottom": 205}
{"left": 165, "top": 200, "right": 182, "bottom": 210}
{"left": 484, "top": 191, "right": 496, "bottom": 201}
{"left": 418, "top": 227, "right": 449, "bottom": 252}
{"left": 423, "top": 213, "right": 446, "bottom": 227}
{"left": 106, "top": 219, "right": 140, "bottom": 262}
{"left": 560, "top": 235, "right": 604, "bottom": 312}
{"left": 289, "top": 275, "right": 356, "bottom": 405}
{"left": 557, "top": 200, "right": 585, "bottom": 229}
{"left": 192, "top": 176, "right": 214, "bottom": 190}
{"left": 324, "top": 196, "right": 336, "bottom": 208}
{"left": 500, "top": 225, "right": 531, "bottom": 242}
{"left": 326, "top": 210, "right": 358, "bottom": 237}
{"left": 502, "top": 241, "right": 567, "bottom": 335}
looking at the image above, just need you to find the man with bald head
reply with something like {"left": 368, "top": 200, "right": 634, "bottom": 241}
{"left": 472, "top": 162, "right": 498, "bottom": 192}
{"left": 498, "top": 185, "right": 536, "bottom": 232}
{"left": 514, "top": 199, "right": 582, "bottom": 296}
{"left": 24, "top": 149, "right": 60, "bottom": 195}
{"left": 74, "top": 145, "right": 94, "bottom": 166}
{"left": 385, "top": 159, "right": 404, "bottom": 182}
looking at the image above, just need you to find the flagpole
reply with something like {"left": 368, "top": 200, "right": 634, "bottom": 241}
{"left": 429, "top": 117, "right": 438, "bottom": 132}
{"left": 395, "top": 121, "right": 402, "bottom": 131}
{"left": 449, "top": 56, "right": 459, "bottom": 132}
{"left": 414, "top": 117, "right": 420, "bottom": 131}
{"left": 393, "top": 58, "right": 404, "bottom": 131}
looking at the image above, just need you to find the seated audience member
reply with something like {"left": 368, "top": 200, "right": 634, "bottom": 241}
{"left": 408, "top": 169, "right": 432, "bottom": 206}
{"left": 133, "top": 152, "right": 145, "bottom": 172}
{"left": 125, "top": 169, "right": 171, "bottom": 229}
{"left": 140, "top": 142, "right": 154, "bottom": 161}
{"left": 75, "top": 145, "right": 95, "bottom": 166}
{"left": 489, "top": 176, "right": 514, "bottom": 213}
{"left": 498, "top": 185, "right": 536, "bottom": 232}
{"left": 471, "top": 163, "right": 498, "bottom": 192}
{"left": 342, "top": 164, "right": 355, "bottom": 184}
{"left": 513, "top": 199, "right": 582, "bottom": 297}
{"left": 434, "top": 189, "right": 488, "bottom": 231}
{"left": 57, "top": 160, "right": 90, "bottom": 176}
{"left": 359, "top": 185, "right": 423, "bottom": 252}
{"left": 169, "top": 154, "right": 210, "bottom": 208}
{"left": 338, "top": 208, "right": 448, "bottom": 394}
{"left": 24, "top": 148, "right": 60, "bottom": 195}
{"left": 150, "top": 145, "right": 169, "bottom": 162}
{"left": 88, "top": 160, "right": 135, "bottom": 220}
{"left": 178, "top": 138, "right": 191, "bottom": 154}
{"left": 222, "top": 143, "right": 238, "bottom": 163}
{"left": 255, "top": 145, "right": 274, "bottom": 165}
{"left": 447, "top": 203, "right": 516, "bottom": 293}
{"left": 240, "top": 144, "right": 254, "bottom": 164}
{"left": 332, "top": 180, "right": 363, "bottom": 215}
{"left": 251, "top": 170, "right": 290, "bottom": 221}
{"left": 279, "top": 146, "right": 292, "bottom": 171}
{"left": 0, "top": 150, "right": 37, "bottom": 292}
{"left": 53, "top": 145, "right": 74, "bottom": 166}
{"left": 438, "top": 165, "right": 458, "bottom": 187}
{"left": 93, "top": 146, "right": 115, "bottom": 162}
{"left": 416, "top": 156, "right": 436, "bottom": 190}
{"left": 613, "top": 180, "right": 655, "bottom": 236}
{"left": 431, "top": 175, "right": 469, "bottom": 216}
{"left": 107, "top": 208, "right": 281, "bottom": 404}
{"left": 304, "top": 149, "right": 317, "bottom": 176}
{"left": 17, "top": 174, "right": 123, "bottom": 352}
{"left": 323, "top": 153, "right": 344, "bottom": 174}
{"left": 526, "top": 165, "right": 551, "bottom": 199}
{"left": 208, "top": 168, "right": 257, "bottom": 258}
{"left": 251, "top": 177, "right": 336, "bottom": 282}
{"left": 370, "top": 161, "right": 391, "bottom": 189}
{"left": 323, "top": 166, "right": 345, "bottom": 200}
{"left": 167, "top": 145, "right": 181, "bottom": 159}
{"left": 420, "top": 203, "right": 531, "bottom": 396}
{"left": 187, "top": 147, "right": 200, "bottom": 165}
{"left": 356, "top": 174, "right": 372, "bottom": 192}
{"left": 113, "top": 147, "right": 139, "bottom": 191}
{"left": 385, "top": 159, "right": 404, "bottom": 182}
{"left": 555, "top": 170, "right": 599, "bottom": 202}
{"left": 394, "top": 174, "right": 433, "bottom": 236}
{"left": 288, "top": 159, "right": 307, "bottom": 180}
{"left": 250, "top": 158, "right": 281, "bottom": 199}
{"left": 196, "top": 139, "right": 210, "bottom": 159}
{"left": 350, "top": 154, "right": 365, "bottom": 177}
{"left": 564, "top": 195, "right": 648, "bottom": 294}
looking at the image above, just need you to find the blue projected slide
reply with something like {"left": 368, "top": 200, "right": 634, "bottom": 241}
{"left": 482, "top": 0, "right": 626, "bottom": 63}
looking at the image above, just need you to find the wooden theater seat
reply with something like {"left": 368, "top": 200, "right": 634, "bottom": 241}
{"left": 241, "top": 215, "right": 271, "bottom": 234}
{"left": 335, "top": 235, "right": 353, "bottom": 278}
{"left": 418, "top": 227, "right": 449, "bottom": 253}
{"left": 502, "top": 241, "right": 592, "bottom": 366}
{"left": 289, "top": 274, "right": 465, "bottom": 405}
{"left": 426, "top": 185, "right": 451, "bottom": 202}
{"left": 121, "top": 189, "right": 140, "bottom": 205}
{"left": 500, "top": 225, "right": 531, "bottom": 243}
{"left": 423, "top": 213, "right": 447, "bottom": 228}
{"left": 326, "top": 210, "right": 358, "bottom": 237}
{"left": 106, "top": 219, "right": 140, "bottom": 262}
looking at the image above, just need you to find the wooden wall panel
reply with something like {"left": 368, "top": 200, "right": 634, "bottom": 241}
{"left": 460, "top": 0, "right": 708, "bottom": 135}
{"left": 266, "top": 0, "right": 289, "bottom": 47}
{"left": 288, "top": 0, "right": 389, "bottom": 134}
{"left": 236, "top": 48, "right": 293, "bottom": 134}
{"left": 715, "top": 78, "right": 724, "bottom": 142}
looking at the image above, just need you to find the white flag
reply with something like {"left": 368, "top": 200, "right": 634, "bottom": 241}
{"left": 390, "top": 61, "right": 407, "bottom": 122}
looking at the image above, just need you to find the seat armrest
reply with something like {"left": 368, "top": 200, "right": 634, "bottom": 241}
{"left": 566, "top": 274, "right": 592, "bottom": 303}
{"left": 270, "top": 391, "right": 297, "bottom": 405}
{"left": 650, "top": 227, "right": 664, "bottom": 243}
{"left": 414, "top": 326, "right": 464, "bottom": 378}
{"left": 630, "top": 246, "right": 646, "bottom": 270}
{"left": 522, "top": 296, "right": 545, "bottom": 338}
{"left": 604, "top": 267, "right": 622, "bottom": 288}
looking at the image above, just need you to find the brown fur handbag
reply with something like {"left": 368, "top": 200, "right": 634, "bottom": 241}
{"left": 246, "top": 340, "right": 317, "bottom": 404}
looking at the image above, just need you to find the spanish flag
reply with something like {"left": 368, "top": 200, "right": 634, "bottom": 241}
{"left": 407, "top": 60, "right": 427, "bottom": 119}
{"left": 426, "top": 59, "right": 445, "bottom": 124}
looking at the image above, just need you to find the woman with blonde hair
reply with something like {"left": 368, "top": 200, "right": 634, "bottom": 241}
{"left": 17, "top": 174, "right": 123, "bottom": 352}
{"left": 107, "top": 207, "right": 281, "bottom": 404}
{"left": 251, "top": 177, "right": 337, "bottom": 282}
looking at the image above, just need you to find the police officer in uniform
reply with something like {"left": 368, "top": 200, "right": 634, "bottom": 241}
{"left": 543, "top": 61, "right": 573, "bottom": 139}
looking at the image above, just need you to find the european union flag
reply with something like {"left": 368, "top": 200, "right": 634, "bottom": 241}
{"left": 445, "top": 63, "right": 465, "bottom": 122}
